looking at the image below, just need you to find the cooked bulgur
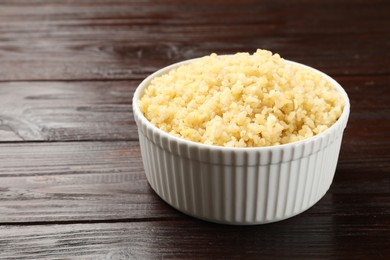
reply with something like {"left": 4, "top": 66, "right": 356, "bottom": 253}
{"left": 139, "top": 49, "right": 344, "bottom": 147}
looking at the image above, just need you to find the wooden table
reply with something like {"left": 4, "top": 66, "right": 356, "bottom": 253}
{"left": 1, "top": 0, "right": 389, "bottom": 259}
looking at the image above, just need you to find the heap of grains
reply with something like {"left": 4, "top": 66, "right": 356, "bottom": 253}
{"left": 139, "top": 49, "right": 344, "bottom": 147}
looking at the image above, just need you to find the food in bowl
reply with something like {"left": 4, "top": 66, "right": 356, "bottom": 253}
{"left": 139, "top": 49, "right": 344, "bottom": 147}
{"left": 133, "top": 50, "right": 350, "bottom": 225}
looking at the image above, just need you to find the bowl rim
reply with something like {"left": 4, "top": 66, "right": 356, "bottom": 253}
{"left": 132, "top": 56, "right": 350, "bottom": 152}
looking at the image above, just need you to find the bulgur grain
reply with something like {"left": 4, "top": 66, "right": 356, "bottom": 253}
{"left": 139, "top": 49, "right": 344, "bottom": 147}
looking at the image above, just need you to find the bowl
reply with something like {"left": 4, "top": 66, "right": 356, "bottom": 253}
{"left": 132, "top": 57, "right": 350, "bottom": 225}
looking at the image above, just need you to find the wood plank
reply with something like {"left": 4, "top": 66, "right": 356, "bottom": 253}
{"left": 0, "top": 75, "right": 389, "bottom": 142}
{"left": 0, "top": 81, "right": 138, "bottom": 141}
{"left": 0, "top": 141, "right": 178, "bottom": 222}
{"left": 0, "top": 0, "right": 389, "bottom": 80}
{"left": 0, "top": 217, "right": 389, "bottom": 260}
{"left": 0, "top": 141, "right": 388, "bottom": 223}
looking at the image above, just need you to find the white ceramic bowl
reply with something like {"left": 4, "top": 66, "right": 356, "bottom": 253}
{"left": 133, "top": 58, "right": 350, "bottom": 225}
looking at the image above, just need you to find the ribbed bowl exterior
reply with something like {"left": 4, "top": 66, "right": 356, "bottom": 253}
{"left": 133, "top": 59, "right": 350, "bottom": 225}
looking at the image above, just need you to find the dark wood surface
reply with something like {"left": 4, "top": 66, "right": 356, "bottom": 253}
{"left": 0, "top": 0, "right": 389, "bottom": 259}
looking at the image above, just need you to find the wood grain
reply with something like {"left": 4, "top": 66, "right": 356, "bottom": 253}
{"left": 0, "top": 141, "right": 177, "bottom": 222}
{"left": 0, "top": 0, "right": 389, "bottom": 81}
{"left": 0, "top": 81, "right": 138, "bottom": 141}
{"left": 1, "top": 218, "right": 389, "bottom": 260}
